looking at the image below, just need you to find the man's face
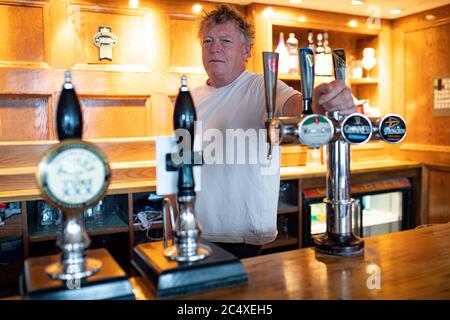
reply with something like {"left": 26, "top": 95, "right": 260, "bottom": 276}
{"left": 201, "top": 21, "right": 250, "bottom": 87}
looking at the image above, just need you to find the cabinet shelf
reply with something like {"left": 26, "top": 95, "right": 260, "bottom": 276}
{"left": 279, "top": 75, "right": 334, "bottom": 85}
{"left": 350, "top": 78, "right": 379, "bottom": 85}
{"left": 29, "top": 214, "right": 129, "bottom": 243}
{"left": 277, "top": 205, "right": 298, "bottom": 215}
{"left": 263, "top": 237, "right": 298, "bottom": 250}
{"left": 279, "top": 75, "right": 379, "bottom": 86}
{"left": 133, "top": 220, "right": 163, "bottom": 232}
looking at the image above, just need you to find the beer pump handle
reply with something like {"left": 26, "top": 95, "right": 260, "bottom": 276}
{"left": 263, "top": 52, "right": 279, "bottom": 159}
{"left": 331, "top": 49, "right": 347, "bottom": 120}
{"left": 263, "top": 52, "right": 279, "bottom": 120}
{"left": 332, "top": 49, "right": 346, "bottom": 82}
{"left": 56, "top": 71, "right": 83, "bottom": 140}
{"left": 173, "top": 75, "right": 197, "bottom": 197}
{"left": 299, "top": 48, "right": 315, "bottom": 115}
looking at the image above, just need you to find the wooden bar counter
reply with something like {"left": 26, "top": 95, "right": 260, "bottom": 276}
{"left": 131, "top": 223, "right": 450, "bottom": 300}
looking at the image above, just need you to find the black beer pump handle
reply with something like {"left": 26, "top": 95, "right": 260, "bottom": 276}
{"left": 56, "top": 71, "right": 83, "bottom": 140}
{"left": 299, "top": 48, "right": 315, "bottom": 115}
{"left": 173, "top": 75, "right": 197, "bottom": 197}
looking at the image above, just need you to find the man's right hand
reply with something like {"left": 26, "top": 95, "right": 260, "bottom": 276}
{"left": 313, "top": 80, "right": 356, "bottom": 115}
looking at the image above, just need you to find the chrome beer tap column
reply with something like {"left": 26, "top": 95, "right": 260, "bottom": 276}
{"left": 314, "top": 49, "right": 407, "bottom": 257}
{"left": 263, "top": 49, "right": 334, "bottom": 155}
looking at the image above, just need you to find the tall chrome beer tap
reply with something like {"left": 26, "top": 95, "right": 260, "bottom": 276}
{"left": 314, "top": 49, "right": 407, "bottom": 256}
{"left": 264, "top": 48, "right": 407, "bottom": 257}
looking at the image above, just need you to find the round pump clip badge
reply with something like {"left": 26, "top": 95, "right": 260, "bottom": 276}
{"left": 37, "top": 140, "right": 110, "bottom": 209}
{"left": 378, "top": 114, "right": 407, "bottom": 144}
{"left": 298, "top": 114, "right": 334, "bottom": 148}
{"left": 341, "top": 113, "right": 373, "bottom": 144}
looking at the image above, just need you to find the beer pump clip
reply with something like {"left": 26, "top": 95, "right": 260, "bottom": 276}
{"left": 313, "top": 49, "right": 407, "bottom": 257}
{"left": 21, "top": 71, "right": 134, "bottom": 300}
{"left": 132, "top": 76, "right": 247, "bottom": 299}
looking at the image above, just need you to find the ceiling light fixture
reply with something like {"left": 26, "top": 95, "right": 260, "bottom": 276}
{"left": 129, "top": 0, "right": 139, "bottom": 9}
{"left": 289, "top": 0, "right": 303, "bottom": 3}
{"left": 348, "top": 20, "right": 358, "bottom": 28}
{"left": 390, "top": 9, "right": 402, "bottom": 15}
{"left": 351, "top": 0, "right": 364, "bottom": 5}
{"left": 425, "top": 14, "right": 436, "bottom": 20}
{"left": 298, "top": 16, "right": 307, "bottom": 23}
{"left": 192, "top": 3, "right": 202, "bottom": 14}
{"left": 263, "top": 7, "right": 274, "bottom": 18}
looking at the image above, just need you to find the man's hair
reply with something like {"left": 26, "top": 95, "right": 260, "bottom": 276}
{"left": 198, "top": 4, "right": 255, "bottom": 47}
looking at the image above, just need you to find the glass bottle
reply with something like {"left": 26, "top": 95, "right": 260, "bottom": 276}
{"left": 322, "top": 32, "right": 333, "bottom": 76}
{"left": 315, "top": 33, "right": 326, "bottom": 76}
{"left": 275, "top": 32, "right": 289, "bottom": 74}
{"left": 307, "top": 29, "right": 316, "bottom": 55}
{"left": 286, "top": 33, "right": 299, "bottom": 75}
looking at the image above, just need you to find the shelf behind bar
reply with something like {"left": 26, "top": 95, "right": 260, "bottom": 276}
{"left": 263, "top": 236, "right": 298, "bottom": 250}
{"left": 279, "top": 74, "right": 379, "bottom": 85}
{"left": 29, "top": 214, "right": 129, "bottom": 243}
{"left": 277, "top": 205, "right": 299, "bottom": 215}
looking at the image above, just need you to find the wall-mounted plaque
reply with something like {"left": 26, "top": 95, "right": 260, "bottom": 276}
{"left": 433, "top": 77, "right": 450, "bottom": 117}
{"left": 93, "top": 26, "right": 118, "bottom": 61}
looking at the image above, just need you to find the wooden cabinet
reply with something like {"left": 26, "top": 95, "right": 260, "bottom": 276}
{"left": 247, "top": 3, "right": 392, "bottom": 116}
{"left": 262, "top": 160, "right": 422, "bottom": 254}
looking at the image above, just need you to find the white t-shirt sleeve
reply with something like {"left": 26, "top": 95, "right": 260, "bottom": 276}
{"left": 274, "top": 80, "right": 301, "bottom": 117}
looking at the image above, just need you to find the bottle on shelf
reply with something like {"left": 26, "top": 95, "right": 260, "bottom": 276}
{"left": 322, "top": 32, "right": 333, "bottom": 76}
{"left": 275, "top": 32, "right": 289, "bottom": 74}
{"left": 307, "top": 29, "right": 316, "bottom": 56}
{"left": 362, "top": 47, "right": 377, "bottom": 78}
{"left": 314, "top": 33, "right": 327, "bottom": 76}
{"left": 286, "top": 33, "right": 299, "bottom": 75}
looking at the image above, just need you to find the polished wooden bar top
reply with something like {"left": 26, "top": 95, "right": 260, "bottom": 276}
{"left": 131, "top": 223, "right": 450, "bottom": 300}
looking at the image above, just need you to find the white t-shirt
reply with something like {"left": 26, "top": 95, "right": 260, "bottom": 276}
{"left": 191, "top": 71, "right": 299, "bottom": 245}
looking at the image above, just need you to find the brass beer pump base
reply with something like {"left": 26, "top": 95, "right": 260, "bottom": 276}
{"left": 163, "top": 244, "right": 212, "bottom": 263}
{"left": 314, "top": 233, "right": 364, "bottom": 257}
{"left": 132, "top": 239, "right": 247, "bottom": 298}
{"left": 45, "top": 258, "right": 102, "bottom": 281}
{"left": 21, "top": 249, "right": 135, "bottom": 300}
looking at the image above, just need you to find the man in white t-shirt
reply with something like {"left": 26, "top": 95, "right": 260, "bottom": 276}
{"left": 192, "top": 5, "right": 355, "bottom": 258}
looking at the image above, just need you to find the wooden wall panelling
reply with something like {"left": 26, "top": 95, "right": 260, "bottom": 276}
{"left": 80, "top": 95, "right": 150, "bottom": 138}
{"left": 0, "top": 140, "right": 56, "bottom": 169}
{"left": 0, "top": 0, "right": 51, "bottom": 67}
{"left": 0, "top": 94, "right": 52, "bottom": 141}
{"left": 71, "top": 3, "right": 151, "bottom": 71}
{"left": 167, "top": 13, "right": 203, "bottom": 74}
{"left": 392, "top": 5, "right": 450, "bottom": 166}
{"left": 428, "top": 166, "right": 450, "bottom": 224}
{"left": 149, "top": 93, "right": 174, "bottom": 136}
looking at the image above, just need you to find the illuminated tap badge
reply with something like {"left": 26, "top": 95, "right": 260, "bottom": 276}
{"left": 342, "top": 114, "right": 372, "bottom": 144}
{"left": 93, "top": 26, "right": 118, "bottom": 61}
{"left": 379, "top": 114, "right": 406, "bottom": 143}
{"left": 37, "top": 141, "right": 110, "bottom": 209}
{"left": 299, "top": 115, "right": 334, "bottom": 148}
